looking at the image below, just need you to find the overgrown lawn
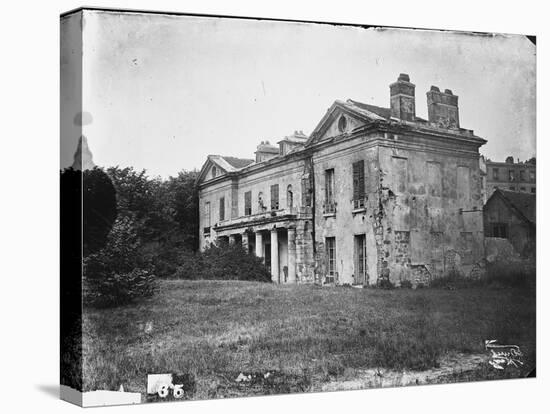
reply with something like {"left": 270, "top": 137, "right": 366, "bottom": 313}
{"left": 82, "top": 280, "right": 535, "bottom": 398}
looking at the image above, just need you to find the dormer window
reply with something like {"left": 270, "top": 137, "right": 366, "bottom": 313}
{"left": 338, "top": 115, "right": 347, "bottom": 133}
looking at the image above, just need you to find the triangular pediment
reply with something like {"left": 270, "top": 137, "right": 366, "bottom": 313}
{"left": 306, "top": 100, "right": 387, "bottom": 146}
{"left": 197, "top": 157, "right": 228, "bottom": 184}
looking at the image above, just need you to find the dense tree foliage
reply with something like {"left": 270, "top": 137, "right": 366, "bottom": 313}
{"left": 83, "top": 167, "right": 117, "bottom": 256}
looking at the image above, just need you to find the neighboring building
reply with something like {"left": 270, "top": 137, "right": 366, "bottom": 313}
{"left": 197, "top": 74, "right": 487, "bottom": 286}
{"left": 485, "top": 156, "right": 536, "bottom": 200}
{"left": 483, "top": 189, "right": 536, "bottom": 258}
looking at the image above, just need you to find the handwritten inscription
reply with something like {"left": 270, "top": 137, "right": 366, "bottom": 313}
{"left": 485, "top": 340, "right": 524, "bottom": 370}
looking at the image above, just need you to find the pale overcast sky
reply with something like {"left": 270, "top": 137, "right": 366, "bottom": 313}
{"left": 63, "top": 10, "right": 536, "bottom": 177}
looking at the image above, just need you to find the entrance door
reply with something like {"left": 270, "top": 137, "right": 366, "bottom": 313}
{"left": 354, "top": 234, "right": 367, "bottom": 285}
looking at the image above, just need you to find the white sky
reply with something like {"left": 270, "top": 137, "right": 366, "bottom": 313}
{"left": 65, "top": 10, "right": 536, "bottom": 177}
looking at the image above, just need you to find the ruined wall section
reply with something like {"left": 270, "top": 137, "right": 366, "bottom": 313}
{"left": 312, "top": 134, "right": 381, "bottom": 285}
{"left": 377, "top": 135, "right": 485, "bottom": 286}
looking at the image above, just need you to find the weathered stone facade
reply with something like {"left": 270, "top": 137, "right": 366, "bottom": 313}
{"left": 198, "top": 74, "right": 487, "bottom": 286}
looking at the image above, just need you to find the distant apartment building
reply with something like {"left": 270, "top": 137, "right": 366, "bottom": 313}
{"left": 484, "top": 156, "right": 536, "bottom": 201}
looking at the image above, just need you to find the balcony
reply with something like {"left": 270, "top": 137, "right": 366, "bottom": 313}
{"left": 323, "top": 201, "right": 336, "bottom": 216}
{"left": 352, "top": 197, "right": 367, "bottom": 213}
{"left": 213, "top": 207, "right": 309, "bottom": 232}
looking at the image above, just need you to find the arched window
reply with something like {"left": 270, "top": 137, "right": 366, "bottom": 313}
{"left": 287, "top": 184, "right": 293, "bottom": 208}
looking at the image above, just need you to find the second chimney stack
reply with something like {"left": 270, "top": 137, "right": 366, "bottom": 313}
{"left": 426, "top": 86, "right": 460, "bottom": 129}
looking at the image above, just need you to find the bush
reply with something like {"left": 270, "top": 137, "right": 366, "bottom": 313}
{"left": 399, "top": 279, "right": 413, "bottom": 289}
{"left": 84, "top": 268, "right": 156, "bottom": 308}
{"left": 172, "top": 241, "right": 272, "bottom": 282}
{"left": 377, "top": 278, "right": 395, "bottom": 289}
{"left": 84, "top": 216, "right": 158, "bottom": 308}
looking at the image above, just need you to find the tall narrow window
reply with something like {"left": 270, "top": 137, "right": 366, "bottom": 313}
{"left": 244, "top": 191, "right": 252, "bottom": 216}
{"left": 508, "top": 169, "right": 515, "bottom": 181}
{"left": 270, "top": 184, "right": 279, "bottom": 210}
{"left": 354, "top": 234, "right": 367, "bottom": 284}
{"left": 326, "top": 237, "right": 336, "bottom": 283}
{"left": 324, "top": 169, "right": 335, "bottom": 214}
{"left": 492, "top": 168, "right": 499, "bottom": 180}
{"left": 205, "top": 202, "right": 211, "bottom": 227}
{"left": 520, "top": 170, "right": 526, "bottom": 181}
{"left": 212, "top": 166, "right": 217, "bottom": 178}
{"left": 258, "top": 192, "right": 265, "bottom": 211}
{"left": 219, "top": 197, "right": 225, "bottom": 221}
{"left": 287, "top": 184, "right": 293, "bottom": 209}
{"left": 352, "top": 160, "right": 366, "bottom": 209}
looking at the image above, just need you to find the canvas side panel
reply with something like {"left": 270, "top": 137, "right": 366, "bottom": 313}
{"left": 60, "top": 10, "right": 83, "bottom": 407}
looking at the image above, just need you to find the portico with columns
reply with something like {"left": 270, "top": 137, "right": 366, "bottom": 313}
{"left": 210, "top": 209, "right": 309, "bottom": 284}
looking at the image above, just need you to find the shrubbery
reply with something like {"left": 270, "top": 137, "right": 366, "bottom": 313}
{"left": 171, "top": 241, "right": 272, "bottom": 282}
{"left": 428, "top": 264, "right": 535, "bottom": 289}
{"left": 83, "top": 216, "right": 157, "bottom": 308}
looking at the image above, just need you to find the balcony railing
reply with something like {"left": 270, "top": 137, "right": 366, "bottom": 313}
{"left": 353, "top": 197, "right": 367, "bottom": 210}
{"left": 214, "top": 207, "right": 306, "bottom": 230}
{"left": 323, "top": 201, "right": 336, "bottom": 215}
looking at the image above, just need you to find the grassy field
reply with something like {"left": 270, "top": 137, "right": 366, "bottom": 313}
{"left": 82, "top": 280, "right": 535, "bottom": 399}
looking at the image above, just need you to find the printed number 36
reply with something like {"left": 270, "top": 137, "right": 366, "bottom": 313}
{"left": 158, "top": 384, "right": 184, "bottom": 399}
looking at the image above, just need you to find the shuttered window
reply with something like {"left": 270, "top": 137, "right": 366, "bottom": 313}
{"left": 352, "top": 160, "right": 365, "bottom": 202}
{"left": 270, "top": 184, "right": 279, "bottom": 210}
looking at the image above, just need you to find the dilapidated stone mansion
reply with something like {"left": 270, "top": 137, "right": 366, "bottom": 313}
{"left": 198, "top": 74, "right": 487, "bottom": 286}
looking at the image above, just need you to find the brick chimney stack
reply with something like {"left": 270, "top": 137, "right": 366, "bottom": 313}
{"left": 426, "top": 86, "right": 460, "bottom": 128}
{"left": 390, "top": 73, "right": 416, "bottom": 121}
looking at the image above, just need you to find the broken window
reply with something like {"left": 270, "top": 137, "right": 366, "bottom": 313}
{"left": 508, "top": 169, "right": 515, "bottom": 181}
{"left": 491, "top": 223, "right": 508, "bottom": 238}
{"left": 520, "top": 170, "right": 525, "bottom": 181}
{"left": 270, "top": 184, "right": 279, "bottom": 210}
{"left": 529, "top": 170, "right": 535, "bottom": 181}
{"left": 492, "top": 168, "right": 499, "bottom": 180}
{"left": 352, "top": 160, "right": 366, "bottom": 209}
{"left": 326, "top": 237, "right": 336, "bottom": 282}
{"left": 244, "top": 191, "right": 252, "bottom": 216}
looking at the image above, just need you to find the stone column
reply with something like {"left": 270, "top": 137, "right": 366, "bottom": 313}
{"left": 228, "top": 234, "right": 236, "bottom": 244}
{"left": 287, "top": 227, "right": 296, "bottom": 283}
{"left": 255, "top": 231, "right": 263, "bottom": 259}
{"left": 242, "top": 232, "right": 249, "bottom": 252}
{"left": 270, "top": 228, "right": 279, "bottom": 283}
